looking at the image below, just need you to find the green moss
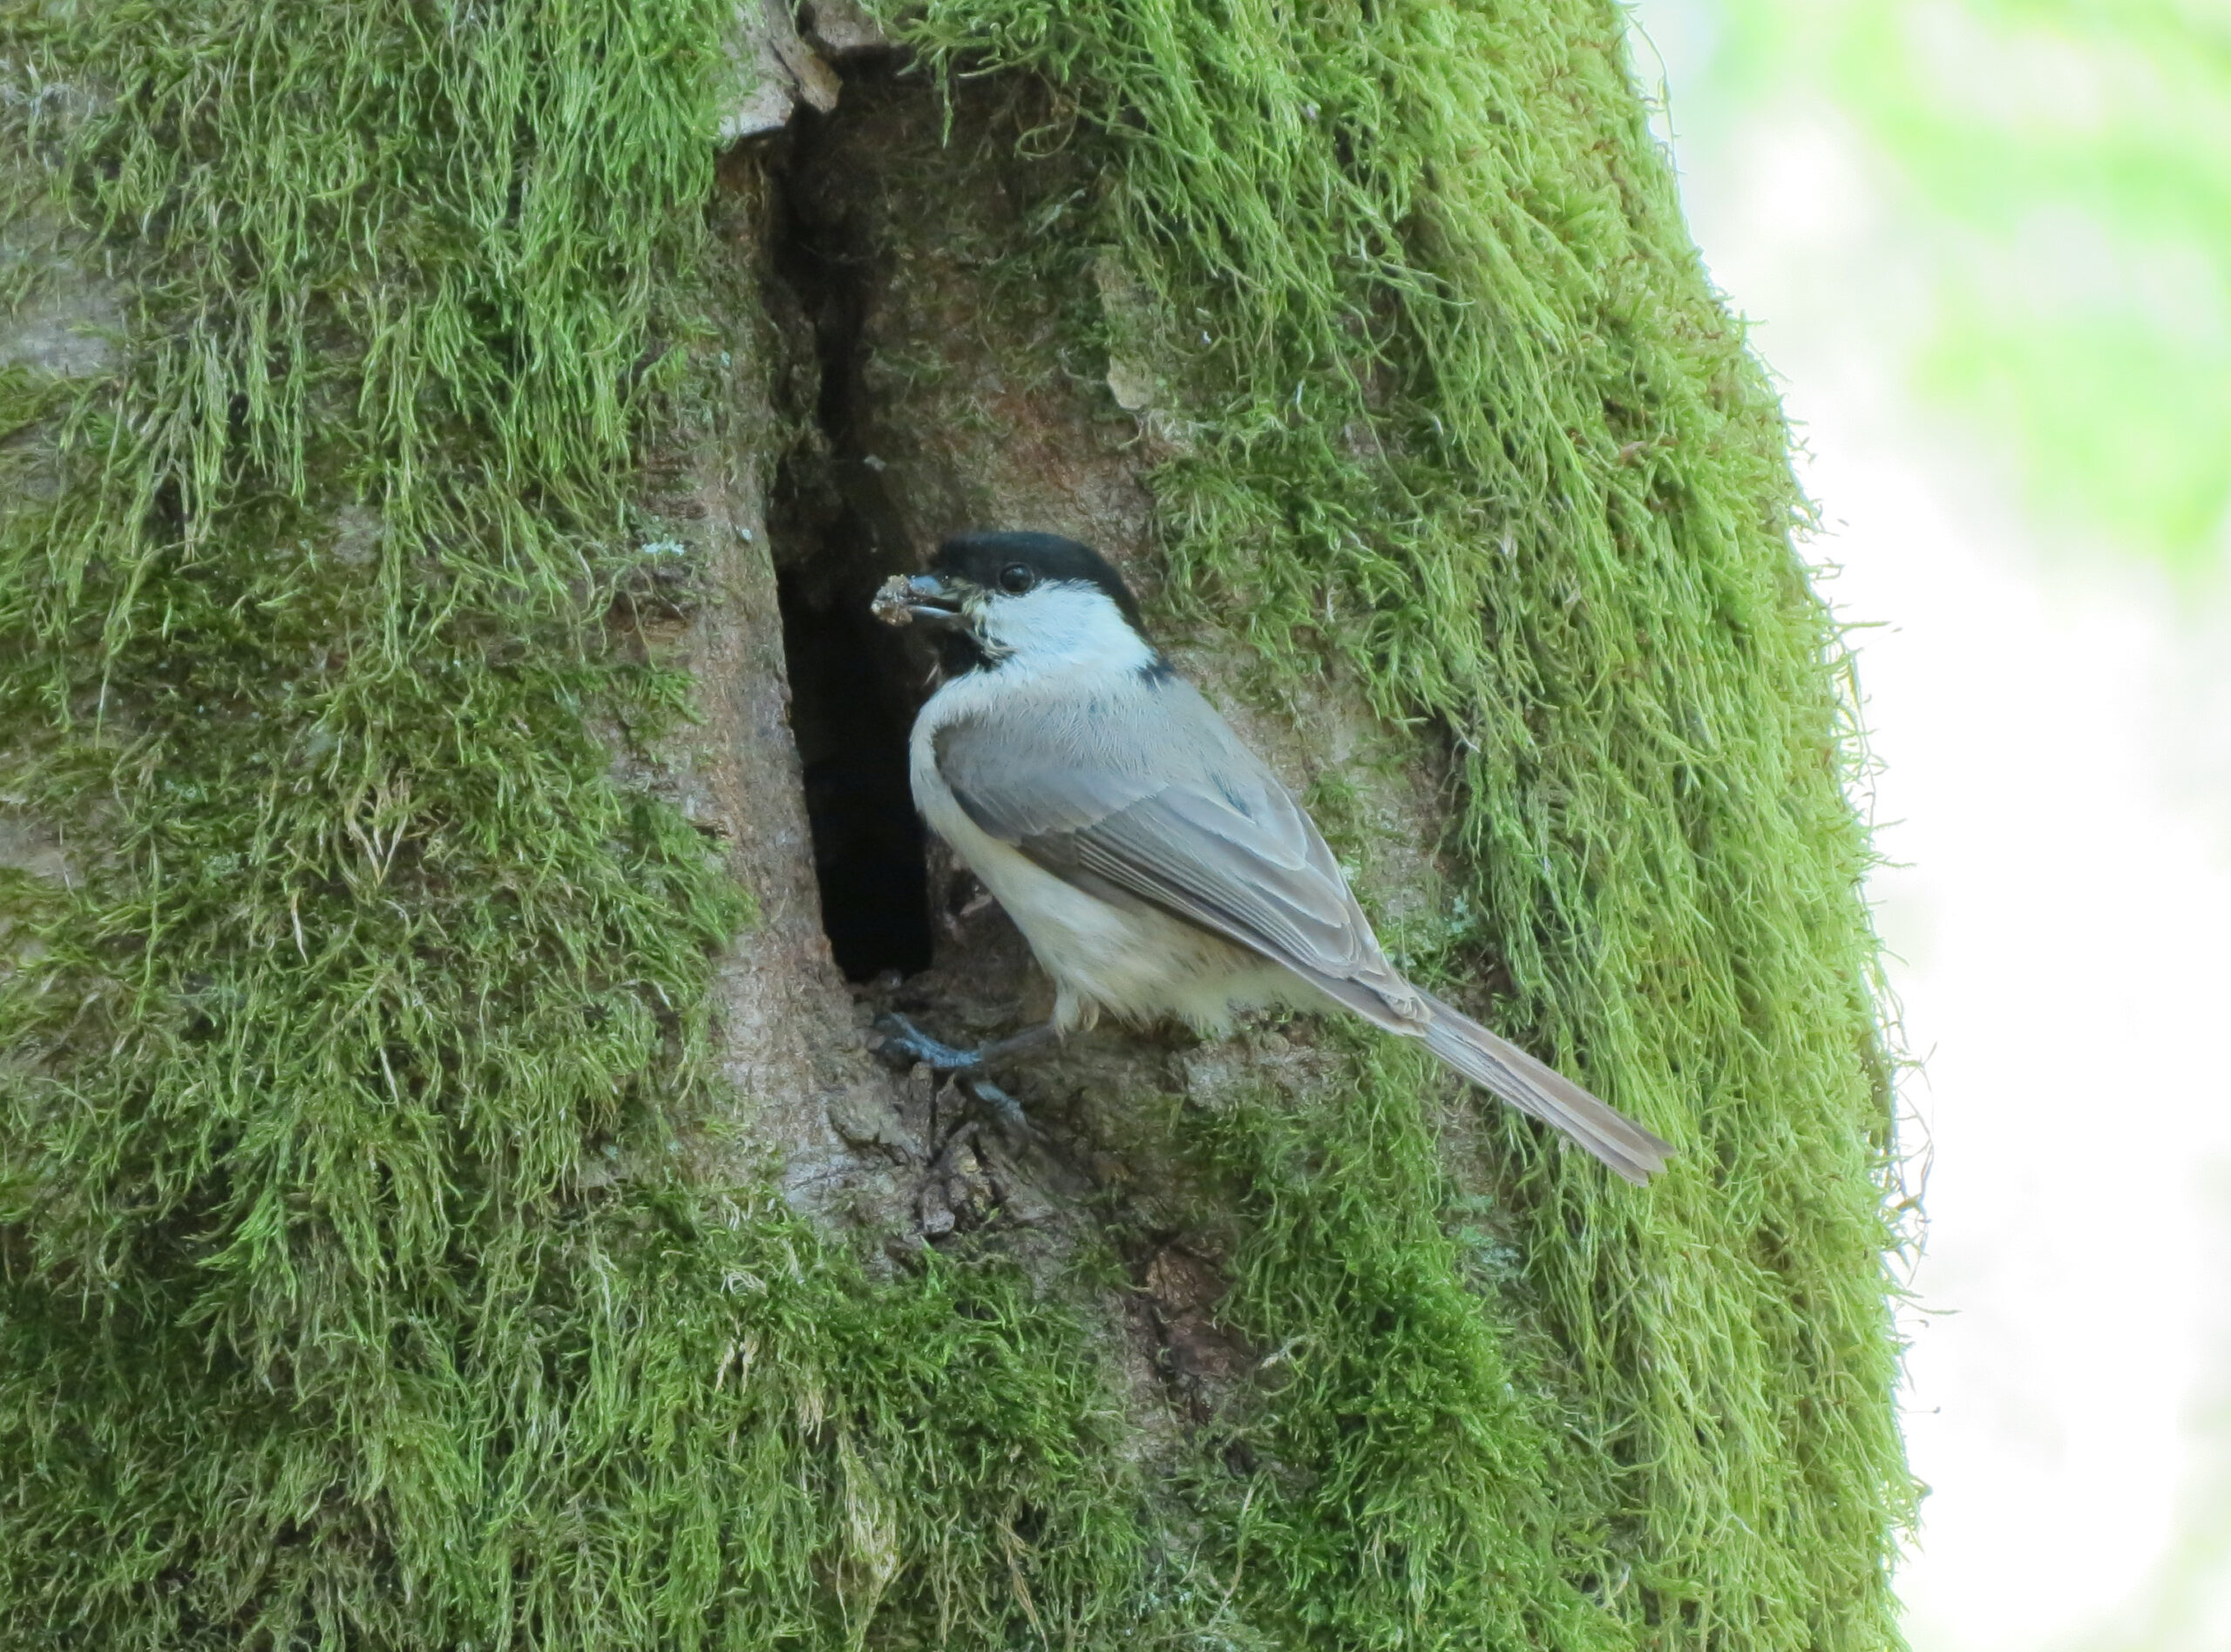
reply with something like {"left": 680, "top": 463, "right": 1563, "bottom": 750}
{"left": 1, "top": 0, "right": 1909, "bottom": 1647}
{"left": 2, "top": 1192, "right": 1151, "bottom": 1649}
{"left": 2, "top": 0, "right": 737, "bottom": 1349}
{"left": 1177, "top": 1050, "right": 1625, "bottom": 1652}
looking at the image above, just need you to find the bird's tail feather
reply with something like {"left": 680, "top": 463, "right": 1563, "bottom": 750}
{"left": 1415, "top": 992, "right": 1672, "bottom": 1185}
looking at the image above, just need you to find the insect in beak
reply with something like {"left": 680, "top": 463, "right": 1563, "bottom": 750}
{"left": 871, "top": 572, "right": 968, "bottom": 630}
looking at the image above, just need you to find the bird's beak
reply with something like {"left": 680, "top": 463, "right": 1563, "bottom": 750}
{"left": 904, "top": 573, "right": 966, "bottom": 624}
{"left": 871, "top": 571, "right": 968, "bottom": 630}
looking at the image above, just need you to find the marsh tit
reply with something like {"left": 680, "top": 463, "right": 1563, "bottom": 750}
{"left": 870, "top": 530, "right": 1672, "bottom": 1184}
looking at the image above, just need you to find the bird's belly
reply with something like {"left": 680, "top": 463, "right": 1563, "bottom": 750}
{"left": 914, "top": 769, "right": 1286, "bottom": 1032}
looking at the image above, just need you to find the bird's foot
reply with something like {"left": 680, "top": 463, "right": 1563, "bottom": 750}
{"left": 871, "top": 1013, "right": 1055, "bottom": 1075}
{"left": 873, "top": 1013, "right": 983, "bottom": 1073}
{"left": 962, "top": 1076, "right": 1034, "bottom": 1140}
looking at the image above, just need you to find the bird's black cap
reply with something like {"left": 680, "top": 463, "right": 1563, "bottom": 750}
{"left": 933, "top": 530, "right": 1147, "bottom": 633}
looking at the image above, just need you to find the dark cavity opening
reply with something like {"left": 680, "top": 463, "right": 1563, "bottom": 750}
{"left": 776, "top": 552, "right": 932, "bottom": 980}
{"left": 766, "top": 87, "right": 937, "bottom": 983}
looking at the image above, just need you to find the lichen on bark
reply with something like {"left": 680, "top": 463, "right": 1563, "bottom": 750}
{"left": 0, "top": 2, "right": 1913, "bottom": 1649}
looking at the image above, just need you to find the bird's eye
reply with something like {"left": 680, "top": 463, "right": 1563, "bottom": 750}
{"left": 997, "top": 564, "right": 1038, "bottom": 595}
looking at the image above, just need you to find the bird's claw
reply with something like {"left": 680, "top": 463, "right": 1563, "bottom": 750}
{"left": 965, "top": 1077, "right": 1034, "bottom": 1139}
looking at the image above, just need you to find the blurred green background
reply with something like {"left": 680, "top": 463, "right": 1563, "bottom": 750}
{"left": 1644, "top": 0, "right": 2231, "bottom": 578}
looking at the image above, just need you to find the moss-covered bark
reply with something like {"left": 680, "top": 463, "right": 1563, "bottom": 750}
{"left": 0, "top": 2, "right": 1911, "bottom": 1649}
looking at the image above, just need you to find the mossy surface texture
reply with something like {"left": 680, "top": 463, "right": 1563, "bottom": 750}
{"left": 0, "top": 0, "right": 1911, "bottom": 1649}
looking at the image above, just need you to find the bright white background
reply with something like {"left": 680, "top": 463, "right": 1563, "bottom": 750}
{"left": 1625, "top": 5, "right": 2231, "bottom": 1649}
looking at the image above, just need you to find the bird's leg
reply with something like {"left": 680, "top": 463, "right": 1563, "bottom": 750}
{"left": 871, "top": 1013, "right": 1057, "bottom": 1075}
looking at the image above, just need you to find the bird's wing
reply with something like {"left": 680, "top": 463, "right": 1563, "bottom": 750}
{"left": 932, "top": 676, "right": 1425, "bottom": 1025}
{"left": 934, "top": 675, "right": 1675, "bottom": 1182}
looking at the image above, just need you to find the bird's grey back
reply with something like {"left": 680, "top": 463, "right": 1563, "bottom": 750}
{"left": 932, "top": 667, "right": 1421, "bottom": 1019}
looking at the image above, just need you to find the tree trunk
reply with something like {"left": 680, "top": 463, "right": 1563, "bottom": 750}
{"left": 0, "top": 3, "right": 1912, "bottom": 1649}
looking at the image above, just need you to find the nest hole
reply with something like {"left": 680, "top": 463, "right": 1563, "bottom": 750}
{"left": 764, "top": 82, "right": 969, "bottom": 986}
{"left": 776, "top": 536, "right": 934, "bottom": 981}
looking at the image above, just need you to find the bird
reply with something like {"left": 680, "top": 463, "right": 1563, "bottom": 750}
{"left": 868, "top": 529, "right": 1672, "bottom": 1185}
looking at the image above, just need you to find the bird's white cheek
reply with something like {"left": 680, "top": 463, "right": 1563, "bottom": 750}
{"left": 980, "top": 586, "right": 1155, "bottom": 678}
